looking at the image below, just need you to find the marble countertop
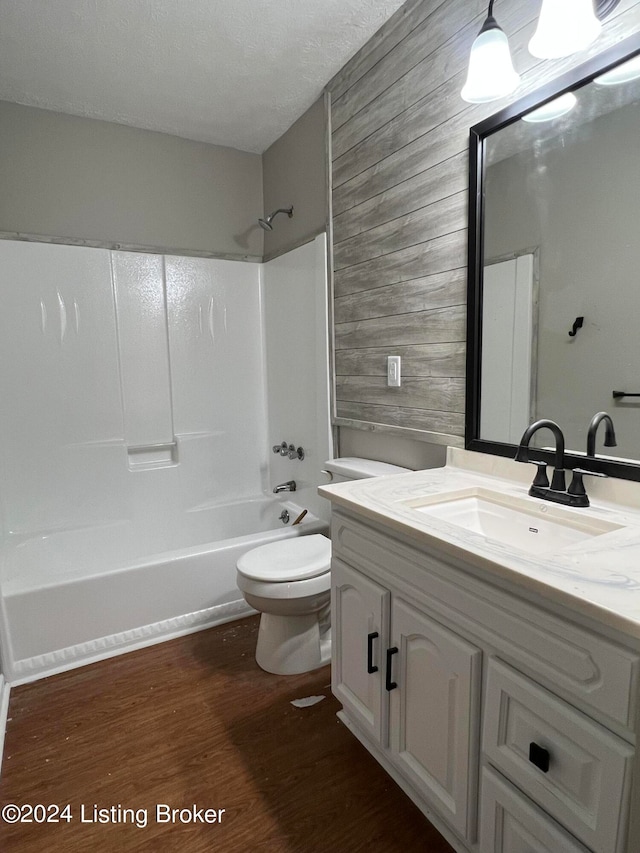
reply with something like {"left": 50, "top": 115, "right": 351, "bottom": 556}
{"left": 319, "top": 448, "right": 640, "bottom": 641}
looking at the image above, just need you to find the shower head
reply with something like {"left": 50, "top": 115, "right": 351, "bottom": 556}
{"left": 258, "top": 206, "right": 294, "bottom": 231}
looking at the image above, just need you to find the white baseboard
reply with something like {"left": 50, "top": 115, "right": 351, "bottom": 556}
{"left": 0, "top": 675, "right": 10, "bottom": 778}
{"left": 8, "top": 599, "right": 255, "bottom": 686}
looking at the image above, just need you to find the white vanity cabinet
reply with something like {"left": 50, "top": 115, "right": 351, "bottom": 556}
{"left": 329, "top": 507, "right": 640, "bottom": 853}
{"left": 332, "top": 558, "right": 481, "bottom": 840}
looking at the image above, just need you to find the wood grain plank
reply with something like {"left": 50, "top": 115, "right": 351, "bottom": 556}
{"left": 332, "top": 63, "right": 481, "bottom": 190}
{"left": 334, "top": 191, "right": 466, "bottom": 271}
{"left": 335, "top": 401, "right": 465, "bottom": 436}
{"left": 333, "top": 151, "right": 468, "bottom": 244}
{"left": 331, "top": 0, "right": 486, "bottom": 155}
{"left": 332, "top": 106, "right": 472, "bottom": 216}
{"left": 334, "top": 230, "right": 466, "bottom": 298}
{"left": 335, "top": 305, "right": 466, "bottom": 349}
{"left": 336, "top": 375, "right": 465, "bottom": 411}
{"left": 326, "top": 0, "right": 442, "bottom": 103}
{"left": 334, "top": 268, "right": 466, "bottom": 324}
{"left": 335, "top": 342, "right": 465, "bottom": 378}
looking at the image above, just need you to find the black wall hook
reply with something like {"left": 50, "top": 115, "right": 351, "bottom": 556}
{"left": 569, "top": 316, "right": 584, "bottom": 337}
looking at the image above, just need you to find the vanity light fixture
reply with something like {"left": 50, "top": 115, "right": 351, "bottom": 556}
{"left": 460, "top": 0, "right": 520, "bottom": 103}
{"left": 521, "top": 91, "right": 578, "bottom": 122}
{"left": 594, "top": 53, "right": 640, "bottom": 84}
{"left": 529, "top": 0, "right": 601, "bottom": 59}
{"left": 462, "top": 0, "right": 617, "bottom": 104}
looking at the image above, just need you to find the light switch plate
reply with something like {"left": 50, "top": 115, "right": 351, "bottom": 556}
{"left": 387, "top": 355, "right": 401, "bottom": 387}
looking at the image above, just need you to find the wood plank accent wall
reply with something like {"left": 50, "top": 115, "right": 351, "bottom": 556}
{"left": 326, "top": 0, "right": 640, "bottom": 447}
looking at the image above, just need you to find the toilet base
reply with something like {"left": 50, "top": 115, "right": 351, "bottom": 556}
{"left": 255, "top": 611, "right": 331, "bottom": 675}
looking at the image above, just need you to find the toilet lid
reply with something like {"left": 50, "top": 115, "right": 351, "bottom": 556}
{"left": 237, "top": 534, "right": 331, "bottom": 582}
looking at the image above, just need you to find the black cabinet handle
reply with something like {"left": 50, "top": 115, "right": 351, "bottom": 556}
{"left": 367, "top": 631, "right": 379, "bottom": 674}
{"left": 385, "top": 646, "right": 398, "bottom": 691}
{"left": 529, "top": 742, "right": 550, "bottom": 773}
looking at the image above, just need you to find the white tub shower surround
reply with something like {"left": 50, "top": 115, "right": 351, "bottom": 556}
{"left": 0, "top": 234, "right": 331, "bottom": 683}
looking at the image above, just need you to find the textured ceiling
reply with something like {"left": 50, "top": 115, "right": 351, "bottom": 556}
{"left": 0, "top": 0, "right": 405, "bottom": 153}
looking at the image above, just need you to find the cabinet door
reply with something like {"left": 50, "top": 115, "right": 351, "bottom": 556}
{"left": 332, "top": 558, "right": 389, "bottom": 745}
{"left": 389, "top": 597, "right": 481, "bottom": 841}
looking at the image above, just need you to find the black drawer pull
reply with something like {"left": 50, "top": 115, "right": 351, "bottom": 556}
{"left": 367, "top": 632, "right": 379, "bottom": 674}
{"left": 529, "top": 742, "right": 550, "bottom": 773}
{"left": 385, "top": 646, "right": 398, "bottom": 691}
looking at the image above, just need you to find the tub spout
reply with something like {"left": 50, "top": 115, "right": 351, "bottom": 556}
{"left": 273, "top": 480, "right": 296, "bottom": 493}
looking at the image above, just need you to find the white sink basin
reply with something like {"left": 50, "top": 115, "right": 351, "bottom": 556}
{"left": 404, "top": 487, "right": 623, "bottom": 555}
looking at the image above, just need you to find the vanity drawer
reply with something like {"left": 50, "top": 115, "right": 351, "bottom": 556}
{"left": 480, "top": 767, "right": 590, "bottom": 853}
{"left": 483, "top": 658, "right": 634, "bottom": 853}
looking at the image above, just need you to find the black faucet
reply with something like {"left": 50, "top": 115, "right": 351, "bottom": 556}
{"left": 586, "top": 411, "right": 617, "bottom": 457}
{"left": 515, "top": 419, "right": 567, "bottom": 497}
{"left": 516, "top": 414, "right": 618, "bottom": 508}
{"left": 515, "top": 419, "right": 598, "bottom": 507}
{"left": 566, "top": 412, "right": 617, "bottom": 505}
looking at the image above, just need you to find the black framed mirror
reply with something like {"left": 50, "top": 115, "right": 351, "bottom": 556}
{"left": 466, "top": 31, "right": 640, "bottom": 482}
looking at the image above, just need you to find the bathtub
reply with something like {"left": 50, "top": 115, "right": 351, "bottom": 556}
{"left": 0, "top": 497, "right": 326, "bottom": 683}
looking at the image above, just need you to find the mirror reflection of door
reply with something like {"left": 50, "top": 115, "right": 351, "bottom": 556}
{"left": 481, "top": 254, "right": 536, "bottom": 444}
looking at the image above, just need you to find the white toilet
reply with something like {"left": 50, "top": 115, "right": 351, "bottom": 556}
{"left": 236, "top": 457, "right": 410, "bottom": 675}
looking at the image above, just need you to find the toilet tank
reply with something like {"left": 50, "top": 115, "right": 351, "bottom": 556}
{"left": 323, "top": 457, "right": 411, "bottom": 484}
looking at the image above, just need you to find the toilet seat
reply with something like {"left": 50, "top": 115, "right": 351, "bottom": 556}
{"left": 237, "top": 534, "right": 331, "bottom": 582}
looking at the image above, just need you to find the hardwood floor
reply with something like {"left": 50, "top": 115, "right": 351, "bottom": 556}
{"left": 0, "top": 617, "right": 455, "bottom": 852}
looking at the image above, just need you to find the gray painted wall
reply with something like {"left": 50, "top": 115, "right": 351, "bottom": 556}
{"left": 262, "top": 96, "right": 327, "bottom": 261}
{"left": 0, "top": 101, "right": 264, "bottom": 259}
{"left": 326, "top": 0, "right": 640, "bottom": 455}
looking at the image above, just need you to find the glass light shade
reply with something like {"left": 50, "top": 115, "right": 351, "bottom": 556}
{"left": 522, "top": 92, "right": 577, "bottom": 122}
{"left": 594, "top": 54, "right": 640, "bottom": 85}
{"left": 529, "top": 0, "right": 601, "bottom": 59}
{"left": 461, "top": 25, "right": 521, "bottom": 103}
